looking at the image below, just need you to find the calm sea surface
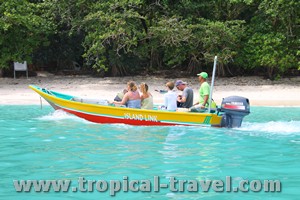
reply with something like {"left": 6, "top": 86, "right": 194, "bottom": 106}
{"left": 0, "top": 105, "right": 299, "bottom": 200}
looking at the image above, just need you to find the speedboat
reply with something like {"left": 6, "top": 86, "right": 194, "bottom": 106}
{"left": 29, "top": 56, "right": 250, "bottom": 127}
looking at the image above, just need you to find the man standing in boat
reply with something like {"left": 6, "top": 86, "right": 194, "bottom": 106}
{"left": 175, "top": 80, "right": 194, "bottom": 108}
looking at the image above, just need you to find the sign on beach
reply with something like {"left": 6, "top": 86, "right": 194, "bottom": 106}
{"left": 14, "top": 61, "right": 27, "bottom": 71}
{"left": 14, "top": 61, "right": 28, "bottom": 79}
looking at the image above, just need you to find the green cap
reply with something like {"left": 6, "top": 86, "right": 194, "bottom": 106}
{"left": 197, "top": 72, "right": 208, "bottom": 79}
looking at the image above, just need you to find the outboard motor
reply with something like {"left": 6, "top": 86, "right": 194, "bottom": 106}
{"left": 220, "top": 96, "right": 250, "bottom": 128}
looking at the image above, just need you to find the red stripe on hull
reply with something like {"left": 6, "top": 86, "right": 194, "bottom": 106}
{"left": 57, "top": 106, "right": 182, "bottom": 126}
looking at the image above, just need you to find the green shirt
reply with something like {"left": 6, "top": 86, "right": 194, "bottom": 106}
{"left": 199, "top": 82, "right": 210, "bottom": 106}
{"left": 141, "top": 96, "right": 153, "bottom": 110}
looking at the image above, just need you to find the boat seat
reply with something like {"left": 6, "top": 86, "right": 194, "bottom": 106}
{"left": 71, "top": 97, "right": 109, "bottom": 105}
{"left": 189, "top": 107, "right": 217, "bottom": 113}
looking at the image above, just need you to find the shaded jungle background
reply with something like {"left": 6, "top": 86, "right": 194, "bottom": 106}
{"left": 0, "top": 0, "right": 299, "bottom": 79}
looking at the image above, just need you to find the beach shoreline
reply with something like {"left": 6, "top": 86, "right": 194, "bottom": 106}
{"left": 1, "top": 74, "right": 299, "bottom": 106}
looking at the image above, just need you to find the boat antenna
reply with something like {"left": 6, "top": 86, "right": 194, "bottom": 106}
{"left": 208, "top": 56, "right": 217, "bottom": 113}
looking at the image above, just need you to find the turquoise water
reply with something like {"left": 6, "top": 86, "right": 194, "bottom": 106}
{"left": 0, "top": 105, "right": 300, "bottom": 200}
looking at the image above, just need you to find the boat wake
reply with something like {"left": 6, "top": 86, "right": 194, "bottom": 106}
{"left": 38, "top": 110, "right": 89, "bottom": 123}
{"left": 36, "top": 109, "right": 300, "bottom": 136}
{"left": 238, "top": 121, "right": 300, "bottom": 135}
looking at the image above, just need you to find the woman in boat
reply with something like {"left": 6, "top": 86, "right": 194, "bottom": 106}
{"left": 113, "top": 88, "right": 128, "bottom": 102}
{"left": 113, "top": 81, "right": 141, "bottom": 108}
{"left": 139, "top": 83, "right": 153, "bottom": 110}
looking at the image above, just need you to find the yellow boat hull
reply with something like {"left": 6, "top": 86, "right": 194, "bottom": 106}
{"left": 29, "top": 85, "right": 222, "bottom": 126}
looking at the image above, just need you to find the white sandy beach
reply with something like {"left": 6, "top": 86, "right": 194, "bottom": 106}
{"left": 0, "top": 73, "right": 299, "bottom": 106}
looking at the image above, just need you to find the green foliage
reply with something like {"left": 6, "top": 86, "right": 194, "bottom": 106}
{"left": 237, "top": 0, "right": 300, "bottom": 78}
{"left": 82, "top": 1, "right": 148, "bottom": 74}
{"left": 0, "top": 0, "right": 53, "bottom": 68}
{"left": 30, "top": 0, "right": 89, "bottom": 69}
{"left": 298, "top": 51, "right": 300, "bottom": 70}
{"left": 149, "top": 17, "right": 245, "bottom": 74}
{"left": 244, "top": 32, "right": 295, "bottom": 77}
{"left": 149, "top": 17, "right": 192, "bottom": 67}
{"left": 199, "top": 20, "right": 245, "bottom": 67}
{"left": 0, "top": 0, "right": 298, "bottom": 76}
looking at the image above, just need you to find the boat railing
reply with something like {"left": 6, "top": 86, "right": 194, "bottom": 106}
{"left": 42, "top": 88, "right": 54, "bottom": 96}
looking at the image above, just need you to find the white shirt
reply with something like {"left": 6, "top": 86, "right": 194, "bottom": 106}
{"left": 164, "top": 91, "right": 177, "bottom": 111}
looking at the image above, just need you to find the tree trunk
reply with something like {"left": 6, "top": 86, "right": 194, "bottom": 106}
{"left": 0, "top": 69, "right": 3, "bottom": 77}
{"left": 187, "top": 56, "right": 201, "bottom": 74}
{"left": 217, "top": 62, "right": 226, "bottom": 77}
{"left": 111, "top": 64, "right": 127, "bottom": 76}
{"left": 150, "top": 49, "right": 162, "bottom": 69}
{"left": 267, "top": 66, "right": 274, "bottom": 79}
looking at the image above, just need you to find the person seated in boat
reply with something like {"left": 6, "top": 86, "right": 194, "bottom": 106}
{"left": 114, "top": 88, "right": 128, "bottom": 102}
{"left": 190, "top": 72, "right": 216, "bottom": 112}
{"left": 139, "top": 82, "right": 153, "bottom": 110}
{"left": 113, "top": 81, "right": 141, "bottom": 108}
{"left": 163, "top": 81, "right": 177, "bottom": 111}
{"left": 175, "top": 80, "right": 194, "bottom": 108}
